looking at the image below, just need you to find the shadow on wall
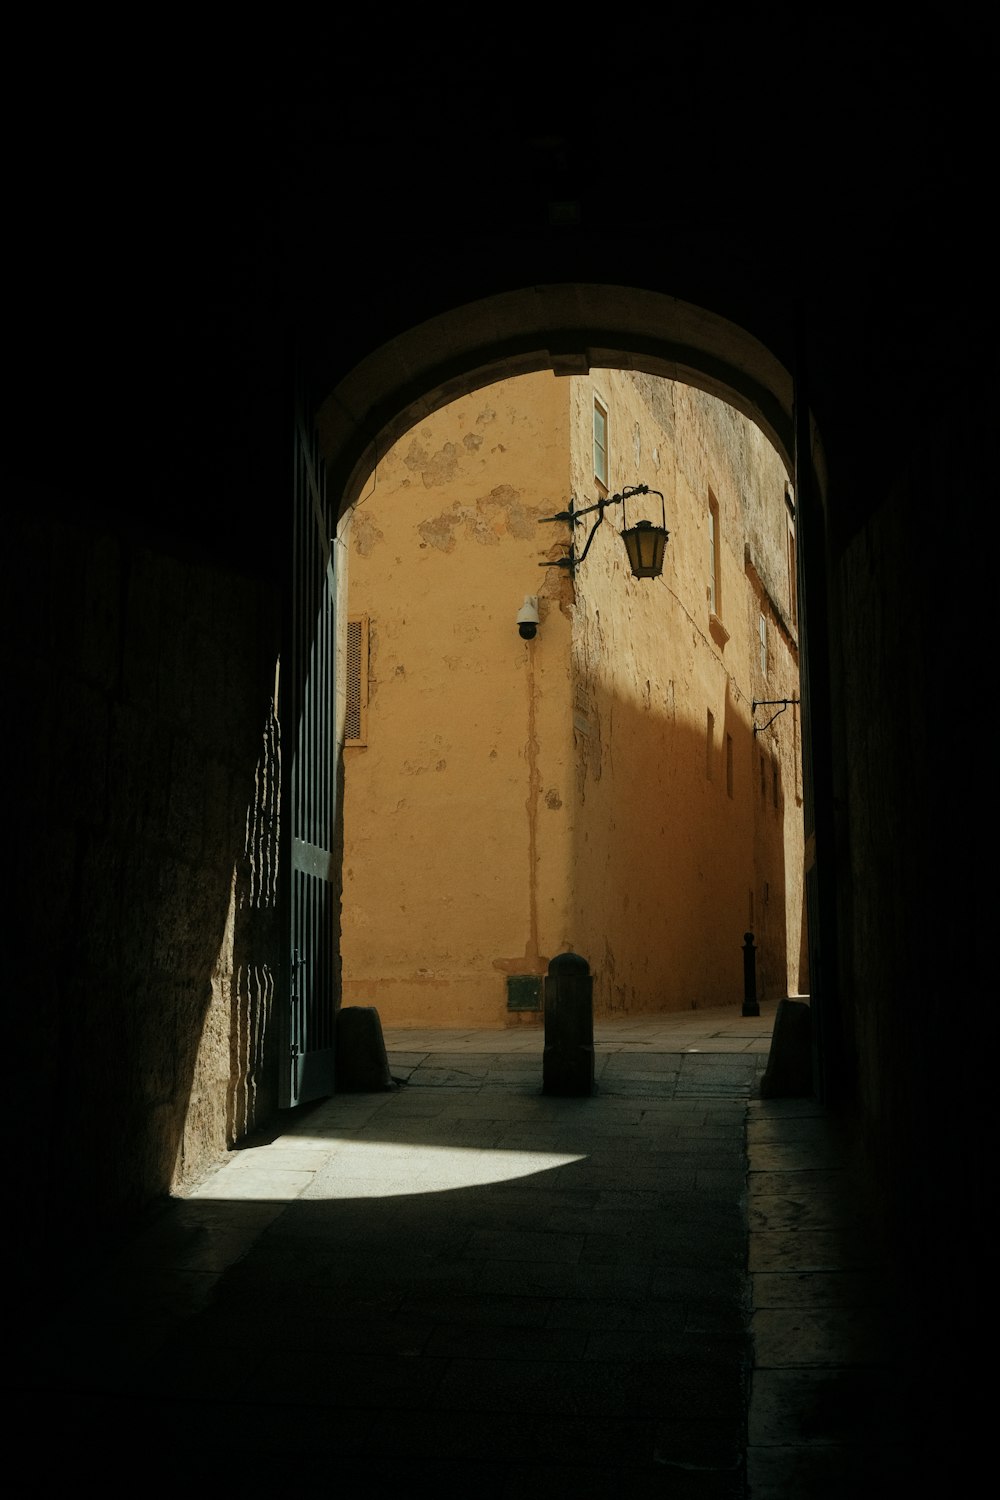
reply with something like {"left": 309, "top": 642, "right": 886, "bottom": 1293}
{"left": 7, "top": 513, "right": 284, "bottom": 1264}
{"left": 573, "top": 678, "right": 800, "bottom": 1017}
{"left": 341, "top": 666, "right": 802, "bottom": 1022}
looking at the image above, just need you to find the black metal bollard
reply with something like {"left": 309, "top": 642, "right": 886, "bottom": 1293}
{"left": 542, "top": 951, "right": 595, "bottom": 1097}
{"left": 742, "top": 932, "right": 760, "bottom": 1017}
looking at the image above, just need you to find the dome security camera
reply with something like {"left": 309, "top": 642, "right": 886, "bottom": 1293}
{"left": 517, "top": 595, "right": 540, "bottom": 640}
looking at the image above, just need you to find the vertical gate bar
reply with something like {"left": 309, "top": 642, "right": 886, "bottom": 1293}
{"left": 282, "top": 382, "right": 338, "bottom": 1108}
{"left": 326, "top": 617, "right": 332, "bottom": 844}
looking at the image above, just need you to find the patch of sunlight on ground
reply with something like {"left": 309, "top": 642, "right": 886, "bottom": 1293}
{"left": 315, "top": 1142, "right": 588, "bottom": 1197}
{"left": 191, "top": 1141, "right": 589, "bottom": 1201}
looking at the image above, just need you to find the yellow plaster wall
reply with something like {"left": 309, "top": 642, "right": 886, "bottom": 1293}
{"left": 341, "top": 370, "right": 805, "bottom": 1026}
{"left": 567, "top": 372, "right": 805, "bottom": 1013}
{"left": 340, "top": 374, "right": 575, "bottom": 1025}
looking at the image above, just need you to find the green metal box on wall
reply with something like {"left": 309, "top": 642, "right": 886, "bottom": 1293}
{"left": 506, "top": 975, "right": 542, "bottom": 1011}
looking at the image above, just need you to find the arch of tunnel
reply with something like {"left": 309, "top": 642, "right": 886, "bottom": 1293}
{"left": 331, "top": 325, "right": 809, "bottom": 1032}
{"left": 9, "top": 243, "right": 984, "bottom": 1472}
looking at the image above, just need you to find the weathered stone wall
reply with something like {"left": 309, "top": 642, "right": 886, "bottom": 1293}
{"left": 568, "top": 372, "right": 805, "bottom": 1014}
{"left": 834, "top": 408, "right": 980, "bottom": 1252}
{"left": 7, "top": 513, "right": 282, "bottom": 1249}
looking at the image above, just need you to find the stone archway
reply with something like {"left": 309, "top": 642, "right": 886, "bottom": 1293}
{"left": 314, "top": 284, "right": 826, "bottom": 1044}
{"left": 314, "top": 285, "right": 818, "bottom": 522}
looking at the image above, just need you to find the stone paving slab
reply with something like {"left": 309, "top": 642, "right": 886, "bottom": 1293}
{"left": 751, "top": 1269, "right": 889, "bottom": 1310}
{"left": 744, "top": 1090, "right": 904, "bottom": 1496}
{"left": 21, "top": 1024, "right": 761, "bottom": 1493}
{"left": 14, "top": 1002, "right": 906, "bottom": 1495}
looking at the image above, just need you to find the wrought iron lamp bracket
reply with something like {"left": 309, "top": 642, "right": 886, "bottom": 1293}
{"left": 538, "top": 484, "right": 658, "bottom": 576}
{"left": 752, "top": 698, "right": 799, "bottom": 735}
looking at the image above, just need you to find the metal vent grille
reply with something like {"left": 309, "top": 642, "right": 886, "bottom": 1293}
{"left": 345, "top": 614, "right": 368, "bottom": 745}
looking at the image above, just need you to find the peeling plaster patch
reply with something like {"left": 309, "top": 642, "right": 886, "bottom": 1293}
{"left": 405, "top": 438, "right": 429, "bottom": 472}
{"left": 419, "top": 489, "right": 539, "bottom": 553}
{"left": 405, "top": 436, "right": 463, "bottom": 487}
{"left": 545, "top": 789, "right": 563, "bottom": 810}
{"left": 463, "top": 433, "right": 484, "bottom": 452}
{"left": 467, "top": 510, "right": 501, "bottom": 547}
{"left": 476, "top": 405, "right": 496, "bottom": 426}
{"left": 475, "top": 485, "right": 537, "bottom": 543}
{"left": 481, "top": 484, "right": 538, "bottom": 540}
{"left": 435, "top": 760, "right": 447, "bottom": 771}
{"left": 351, "top": 511, "right": 384, "bottom": 557}
{"left": 492, "top": 950, "right": 548, "bottom": 977}
{"left": 417, "top": 514, "right": 460, "bottom": 552}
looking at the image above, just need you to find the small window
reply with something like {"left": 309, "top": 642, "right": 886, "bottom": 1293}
{"left": 593, "top": 397, "right": 608, "bottom": 491}
{"left": 708, "top": 490, "right": 721, "bottom": 617}
{"left": 786, "top": 489, "right": 798, "bottom": 627}
{"left": 759, "top": 613, "right": 768, "bottom": 675}
{"left": 345, "top": 614, "right": 369, "bottom": 746}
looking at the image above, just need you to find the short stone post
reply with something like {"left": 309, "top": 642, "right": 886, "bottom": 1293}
{"left": 742, "top": 932, "right": 760, "bottom": 1017}
{"left": 335, "top": 1006, "right": 395, "bottom": 1092}
{"left": 542, "top": 951, "right": 595, "bottom": 1097}
{"left": 759, "top": 999, "right": 813, "bottom": 1098}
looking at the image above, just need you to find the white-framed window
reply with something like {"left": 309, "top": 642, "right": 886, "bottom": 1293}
{"left": 708, "top": 489, "right": 721, "bottom": 617}
{"left": 786, "top": 487, "right": 798, "bottom": 627}
{"left": 593, "top": 396, "right": 608, "bottom": 491}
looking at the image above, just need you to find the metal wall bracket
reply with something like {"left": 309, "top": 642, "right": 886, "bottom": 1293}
{"left": 752, "top": 698, "right": 799, "bottom": 734}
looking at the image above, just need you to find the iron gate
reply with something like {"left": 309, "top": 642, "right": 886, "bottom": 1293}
{"left": 279, "top": 386, "right": 339, "bottom": 1108}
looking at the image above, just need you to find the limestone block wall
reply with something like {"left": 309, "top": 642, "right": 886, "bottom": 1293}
{"left": 567, "top": 371, "right": 805, "bottom": 1013}
{"left": 835, "top": 427, "right": 978, "bottom": 1251}
{"left": 7, "top": 513, "right": 282, "bottom": 1246}
{"left": 829, "top": 391, "right": 984, "bottom": 1418}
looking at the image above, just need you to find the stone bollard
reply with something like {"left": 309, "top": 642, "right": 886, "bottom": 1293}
{"left": 542, "top": 952, "right": 595, "bottom": 1097}
{"left": 759, "top": 998, "right": 812, "bottom": 1098}
{"left": 335, "top": 1005, "right": 395, "bottom": 1092}
{"left": 742, "top": 932, "right": 760, "bottom": 1017}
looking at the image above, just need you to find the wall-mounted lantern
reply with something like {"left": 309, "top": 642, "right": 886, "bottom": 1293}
{"left": 539, "top": 484, "right": 670, "bottom": 580}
